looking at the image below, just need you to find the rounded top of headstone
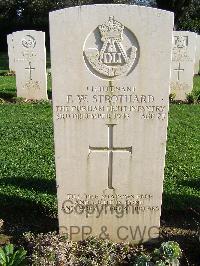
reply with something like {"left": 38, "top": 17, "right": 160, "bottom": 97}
{"left": 49, "top": 4, "right": 174, "bottom": 18}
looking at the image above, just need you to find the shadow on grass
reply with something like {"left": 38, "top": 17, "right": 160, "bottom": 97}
{"left": 0, "top": 91, "right": 16, "bottom": 100}
{"left": 161, "top": 207, "right": 200, "bottom": 265}
{"left": 160, "top": 221, "right": 200, "bottom": 266}
{"left": 178, "top": 178, "right": 200, "bottom": 190}
{"left": 0, "top": 90, "right": 52, "bottom": 101}
{"left": 0, "top": 176, "right": 57, "bottom": 235}
{"left": 162, "top": 192, "right": 200, "bottom": 212}
{"left": 47, "top": 90, "right": 52, "bottom": 99}
{"left": 0, "top": 176, "right": 56, "bottom": 195}
{"left": 0, "top": 193, "right": 58, "bottom": 235}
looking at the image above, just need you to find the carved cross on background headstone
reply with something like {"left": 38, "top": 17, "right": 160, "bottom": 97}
{"left": 174, "top": 62, "right": 184, "bottom": 81}
{"left": 25, "top": 61, "right": 35, "bottom": 80}
{"left": 89, "top": 124, "right": 132, "bottom": 189}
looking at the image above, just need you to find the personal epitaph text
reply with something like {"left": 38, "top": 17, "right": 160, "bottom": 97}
{"left": 50, "top": 5, "right": 174, "bottom": 243}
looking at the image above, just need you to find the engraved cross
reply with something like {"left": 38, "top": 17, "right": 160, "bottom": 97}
{"left": 25, "top": 61, "right": 35, "bottom": 80}
{"left": 174, "top": 62, "right": 184, "bottom": 81}
{"left": 89, "top": 124, "right": 132, "bottom": 189}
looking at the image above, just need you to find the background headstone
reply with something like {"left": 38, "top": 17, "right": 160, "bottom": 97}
{"left": 194, "top": 35, "right": 200, "bottom": 75}
{"left": 50, "top": 5, "right": 174, "bottom": 243}
{"left": 170, "top": 31, "right": 197, "bottom": 101}
{"left": 7, "top": 34, "right": 15, "bottom": 72}
{"left": 13, "top": 30, "right": 48, "bottom": 100}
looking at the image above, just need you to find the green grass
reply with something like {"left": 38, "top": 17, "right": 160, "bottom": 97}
{"left": 193, "top": 75, "right": 200, "bottom": 101}
{"left": 164, "top": 104, "right": 200, "bottom": 210}
{"left": 0, "top": 76, "right": 16, "bottom": 99}
{"left": 0, "top": 102, "right": 57, "bottom": 232}
{"left": 194, "top": 75, "right": 200, "bottom": 88}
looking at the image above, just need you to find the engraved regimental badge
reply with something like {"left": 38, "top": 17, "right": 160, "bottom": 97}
{"left": 22, "top": 35, "right": 36, "bottom": 49}
{"left": 172, "top": 35, "right": 189, "bottom": 62}
{"left": 83, "top": 16, "right": 139, "bottom": 79}
{"left": 174, "top": 36, "right": 188, "bottom": 49}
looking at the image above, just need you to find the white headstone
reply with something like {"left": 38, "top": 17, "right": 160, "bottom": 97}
{"left": 194, "top": 35, "right": 200, "bottom": 75}
{"left": 13, "top": 30, "right": 48, "bottom": 100}
{"left": 50, "top": 5, "right": 174, "bottom": 243}
{"left": 7, "top": 34, "right": 15, "bottom": 72}
{"left": 170, "top": 31, "right": 197, "bottom": 101}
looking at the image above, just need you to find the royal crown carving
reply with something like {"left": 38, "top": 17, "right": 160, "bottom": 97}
{"left": 99, "top": 16, "right": 124, "bottom": 42}
{"left": 84, "top": 16, "right": 139, "bottom": 79}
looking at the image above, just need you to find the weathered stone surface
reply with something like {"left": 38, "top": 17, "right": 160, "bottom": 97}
{"left": 7, "top": 34, "right": 15, "bottom": 72}
{"left": 50, "top": 4, "right": 174, "bottom": 243}
{"left": 13, "top": 30, "right": 47, "bottom": 100}
{"left": 170, "top": 31, "right": 197, "bottom": 101}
